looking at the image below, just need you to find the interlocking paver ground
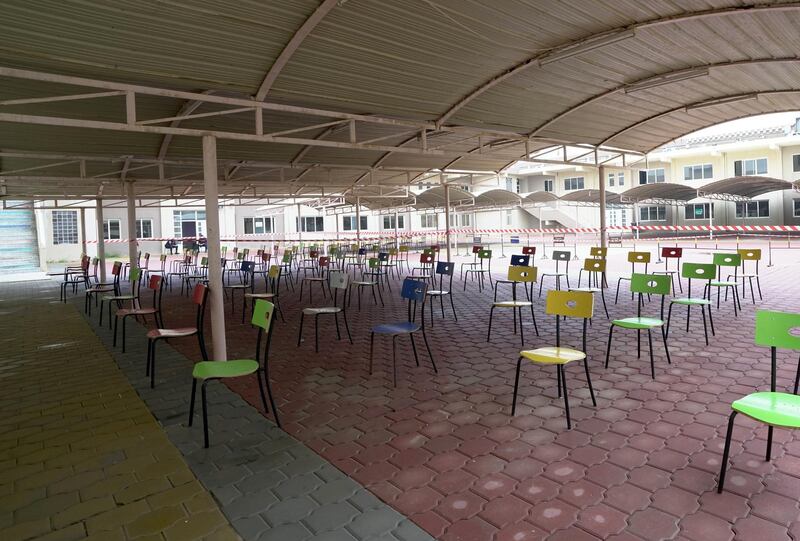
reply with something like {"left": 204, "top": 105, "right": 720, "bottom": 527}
{"left": 145, "top": 240, "right": 800, "bottom": 540}
{"left": 0, "top": 281, "right": 237, "bottom": 541}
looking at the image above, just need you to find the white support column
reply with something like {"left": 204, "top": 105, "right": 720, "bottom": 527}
{"left": 355, "top": 197, "right": 362, "bottom": 244}
{"left": 393, "top": 209, "right": 399, "bottom": 249}
{"left": 79, "top": 207, "right": 87, "bottom": 256}
{"left": 96, "top": 199, "right": 106, "bottom": 282}
{"left": 444, "top": 184, "right": 452, "bottom": 261}
{"left": 126, "top": 181, "right": 137, "bottom": 266}
{"left": 599, "top": 165, "right": 607, "bottom": 248}
{"left": 203, "top": 135, "right": 227, "bottom": 361}
{"left": 296, "top": 203, "right": 302, "bottom": 243}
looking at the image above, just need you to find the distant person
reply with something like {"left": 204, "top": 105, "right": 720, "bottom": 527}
{"left": 164, "top": 239, "right": 178, "bottom": 254}
{"left": 198, "top": 235, "right": 207, "bottom": 252}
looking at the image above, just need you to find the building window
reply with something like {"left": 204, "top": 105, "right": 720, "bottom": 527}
{"left": 735, "top": 200, "right": 770, "bottom": 218}
{"left": 173, "top": 210, "right": 206, "bottom": 238}
{"left": 794, "top": 199, "right": 800, "bottom": 217}
{"left": 460, "top": 214, "right": 472, "bottom": 227}
{"left": 684, "top": 163, "right": 713, "bottom": 180}
{"left": 544, "top": 179, "right": 554, "bottom": 192}
{"left": 52, "top": 210, "right": 78, "bottom": 245}
{"left": 618, "top": 172, "right": 624, "bottom": 186}
{"left": 382, "top": 215, "right": 404, "bottom": 229}
{"left": 103, "top": 219, "right": 121, "bottom": 240}
{"left": 685, "top": 203, "right": 714, "bottom": 220}
{"left": 734, "top": 158, "right": 768, "bottom": 176}
{"left": 297, "top": 216, "right": 324, "bottom": 232}
{"left": 639, "top": 168, "right": 665, "bottom": 184}
{"left": 343, "top": 215, "right": 368, "bottom": 231}
{"left": 608, "top": 173, "right": 615, "bottom": 187}
{"left": 244, "top": 217, "right": 272, "bottom": 234}
{"left": 505, "top": 210, "right": 513, "bottom": 225}
{"left": 504, "top": 177, "right": 520, "bottom": 193}
{"left": 136, "top": 219, "right": 153, "bottom": 239}
{"left": 563, "top": 177, "right": 585, "bottom": 191}
{"left": 639, "top": 206, "right": 666, "bottom": 222}
{"left": 420, "top": 214, "right": 438, "bottom": 228}
{"left": 793, "top": 154, "right": 800, "bottom": 173}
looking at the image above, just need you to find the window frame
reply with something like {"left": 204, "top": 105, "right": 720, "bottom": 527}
{"left": 543, "top": 179, "right": 554, "bottom": 192}
{"left": 420, "top": 214, "right": 438, "bottom": 228}
{"left": 103, "top": 218, "right": 121, "bottom": 240}
{"left": 52, "top": 210, "right": 79, "bottom": 245}
{"left": 639, "top": 205, "right": 666, "bottom": 222}
{"left": 639, "top": 168, "right": 666, "bottom": 185}
{"left": 793, "top": 154, "right": 800, "bottom": 173}
{"left": 136, "top": 218, "right": 153, "bottom": 239}
{"left": 734, "top": 157, "right": 768, "bottom": 176}
{"left": 563, "top": 176, "right": 585, "bottom": 191}
{"left": 794, "top": 199, "right": 800, "bottom": 218}
{"left": 382, "top": 215, "right": 404, "bottom": 229}
{"left": 608, "top": 173, "right": 615, "bottom": 187}
{"left": 684, "top": 203, "right": 714, "bottom": 220}
{"left": 617, "top": 172, "right": 624, "bottom": 186}
{"left": 735, "top": 200, "right": 770, "bottom": 218}
{"left": 683, "top": 163, "right": 714, "bottom": 181}
{"left": 297, "top": 216, "right": 324, "bottom": 232}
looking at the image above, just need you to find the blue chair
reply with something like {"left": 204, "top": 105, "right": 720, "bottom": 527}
{"left": 369, "top": 278, "right": 437, "bottom": 386}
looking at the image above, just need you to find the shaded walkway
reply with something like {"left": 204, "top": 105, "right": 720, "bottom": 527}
{"left": 0, "top": 281, "right": 236, "bottom": 540}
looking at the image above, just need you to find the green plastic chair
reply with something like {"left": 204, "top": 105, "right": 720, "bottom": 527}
{"left": 570, "top": 258, "right": 609, "bottom": 319}
{"left": 189, "top": 299, "right": 280, "bottom": 448}
{"left": 615, "top": 251, "right": 650, "bottom": 304}
{"left": 666, "top": 262, "right": 715, "bottom": 345}
{"left": 717, "top": 310, "right": 800, "bottom": 493}
{"left": 605, "top": 273, "right": 672, "bottom": 379}
{"left": 464, "top": 249, "right": 493, "bottom": 292}
{"left": 512, "top": 290, "right": 596, "bottom": 428}
{"left": 710, "top": 253, "right": 742, "bottom": 316}
{"left": 487, "top": 266, "right": 540, "bottom": 347}
{"left": 735, "top": 248, "right": 763, "bottom": 304}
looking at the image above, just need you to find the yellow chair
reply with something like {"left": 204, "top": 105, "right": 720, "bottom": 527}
{"left": 487, "top": 266, "right": 539, "bottom": 347}
{"left": 615, "top": 251, "right": 650, "bottom": 304}
{"left": 512, "top": 290, "right": 597, "bottom": 428}
{"left": 570, "top": 258, "right": 609, "bottom": 319}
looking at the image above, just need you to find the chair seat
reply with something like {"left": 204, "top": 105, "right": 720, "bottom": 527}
{"left": 193, "top": 359, "right": 259, "bottom": 380}
{"left": 303, "top": 277, "right": 325, "bottom": 282}
{"left": 427, "top": 290, "right": 449, "bottom": 296}
{"left": 521, "top": 346, "right": 586, "bottom": 365}
{"left": 102, "top": 294, "right": 135, "bottom": 301}
{"left": 494, "top": 300, "right": 533, "bottom": 308}
{"left": 244, "top": 292, "right": 275, "bottom": 299}
{"left": 147, "top": 327, "right": 197, "bottom": 339}
{"left": 710, "top": 281, "right": 737, "bottom": 287}
{"left": 117, "top": 307, "right": 158, "bottom": 317}
{"left": 541, "top": 272, "right": 566, "bottom": 277}
{"left": 86, "top": 287, "right": 114, "bottom": 294}
{"left": 224, "top": 284, "right": 249, "bottom": 289}
{"left": 353, "top": 280, "right": 377, "bottom": 286}
{"left": 741, "top": 273, "right": 759, "bottom": 278}
{"left": 733, "top": 392, "right": 800, "bottom": 428}
{"left": 612, "top": 317, "right": 664, "bottom": 329}
{"left": 372, "top": 321, "right": 420, "bottom": 335}
{"left": 303, "top": 306, "right": 342, "bottom": 315}
{"left": 569, "top": 287, "right": 600, "bottom": 293}
{"left": 464, "top": 268, "right": 489, "bottom": 273}
{"left": 653, "top": 270, "right": 677, "bottom": 275}
{"left": 671, "top": 297, "right": 710, "bottom": 306}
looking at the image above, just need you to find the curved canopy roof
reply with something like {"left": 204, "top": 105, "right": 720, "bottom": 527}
{"left": 473, "top": 189, "right": 522, "bottom": 209}
{"left": 3, "top": 2, "right": 800, "bottom": 200}
{"left": 414, "top": 186, "right": 473, "bottom": 210}
{"left": 620, "top": 183, "right": 699, "bottom": 204}
{"left": 560, "top": 189, "right": 623, "bottom": 206}
{"left": 522, "top": 192, "right": 561, "bottom": 205}
{"left": 697, "top": 176, "right": 798, "bottom": 200}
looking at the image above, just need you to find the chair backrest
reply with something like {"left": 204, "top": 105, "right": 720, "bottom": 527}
{"left": 681, "top": 262, "right": 715, "bottom": 280}
{"left": 507, "top": 265, "right": 537, "bottom": 283}
{"left": 357, "top": 248, "right": 366, "bottom": 255}
{"left": 160, "top": 254, "right": 167, "bottom": 262}
{"left": 192, "top": 283, "right": 208, "bottom": 306}
{"left": 401, "top": 278, "right": 427, "bottom": 302}
{"left": 582, "top": 258, "right": 606, "bottom": 273}
{"left": 630, "top": 273, "right": 670, "bottom": 295}
{"left": 472, "top": 245, "right": 483, "bottom": 254}
{"left": 309, "top": 250, "right": 319, "bottom": 259}
{"left": 661, "top": 247, "right": 683, "bottom": 258}
{"left": 713, "top": 252, "right": 741, "bottom": 267}
{"left": 478, "top": 249, "right": 492, "bottom": 259}
{"left": 111, "top": 261, "right": 122, "bottom": 276}
{"left": 200, "top": 257, "right": 208, "bottom": 267}
{"left": 552, "top": 250, "right": 570, "bottom": 261}
{"left": 389, "top": 248, "right": 398, "bottom": 256}
{"left": 147, "top": 274, "right": 161, "bottom": 290}
{"left": 589, "top": 247, "right": 607, "bottom": 258}
{"left": 755, "top": 310, "right": 800, "bottom": 350}
{"left": 251, "top": 299, "right": 274, "bottom": 331}
{"left": 328, "top": 270, "right": 349, "bottom": 290}
{"left": 423, "top": 248, "right": 433, "bottom": 256}
{"left": 522, "top": 246, "right": 536, "bottom": 256}
{"left": 319, "top": 256, "right": 330, "bottom": 268}
{"left": 627, "top": 251, "right": 651, "bottom": 264}
{"left": 435, "top": 261, "right": 454, "bottom": 276}
{"left": 378, "top": 252, "right": 389, "bottom": 262}
{"left": 262, "top": 252, "right": 270, "bottom": 262}
{"left": 545, "top": 290, "right": 594, "bottom": 319}
{"left": 738, "top": 248, "right": 761, "bottom": 261}
{"left": 510, "top": 254, "right": 530, "bottom": 266}
{"left": 241, "top": 260, "right": 255, "bottom": 273}
{"left": 282, "top": 252, "right": 292, "bottom": 263}
{"left": 399, "top": 245, "right": 409, "bottom": 253}
{"left": 129, "top": 266, "right": 141, "bottom": 282}
{"left": 268, "top": 265, "right": 280, "bottom": 279}
{"left": 368, "top": 257, "right": 380, "bottom": 269}
{"left": 419, "top": 253, "right": 433, "bottom": 264}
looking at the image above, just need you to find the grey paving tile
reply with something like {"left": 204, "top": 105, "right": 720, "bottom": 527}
{"left": 261, "top": 496, "right": 317, "bottom": 527}
{"left": 348, "top": 508, "right": 403, "bottom": 540}
{"left": 258, "top": 522, "right": 312, "bottom": 541}
{"left": 305, "top": 501, "right": 360, "bottom": 534}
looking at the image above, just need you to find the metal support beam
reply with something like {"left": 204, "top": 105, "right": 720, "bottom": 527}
{"left": 79, "top": 207, "right": 87, "bottom": 256}
{"left": 125, "top": 181, "right": 137, "bottom": 266}
{"left": 95, "top": 198, "right": 106, "bottom": 282}
{"left": 444, "top": 184, "right": 452, "bottom": 261}
{"left": 355, "top": 197, "right": 362, "bottom": 244}
{"left": 203, "top": 135, "right": 227, "bottom": 361}
{"left": 598, "top": 164, "right": 607, "bottom": 248}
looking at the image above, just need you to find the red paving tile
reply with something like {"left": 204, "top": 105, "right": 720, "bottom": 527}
{"left": 156, "top": 250, "right": 800, "bottom": 540}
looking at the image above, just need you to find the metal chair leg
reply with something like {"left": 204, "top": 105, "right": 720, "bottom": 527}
{"left": 201, "top": 380, "right": 210, "bottom": 448}
{"left": 560, "top": 365, "right": 571, "bottom": 429}
{"left": 604, "top": 325, "right": 615, "bottom": 369}
{"left": 583, "top": 358, "right": 597, "bottom": 406}
{"left": 368, "top": 332, "right": 375, "bottom": 374}
{"left": 487, "top": 306, "right": 495, "bottom": 342}
{"left": 647, "top": 328, "right": 655, "bottom": 379}
{"left": 512, "top": 356, "right": 523, "bottom": 415}
{"left": 297, "top": 313, "right": 305, "bottom": 347}
{"left": 717, "top": 411, "right": 738, "bottom": 493}
{"left": 188, "top": 379, "right": 197, "bottom": 426}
